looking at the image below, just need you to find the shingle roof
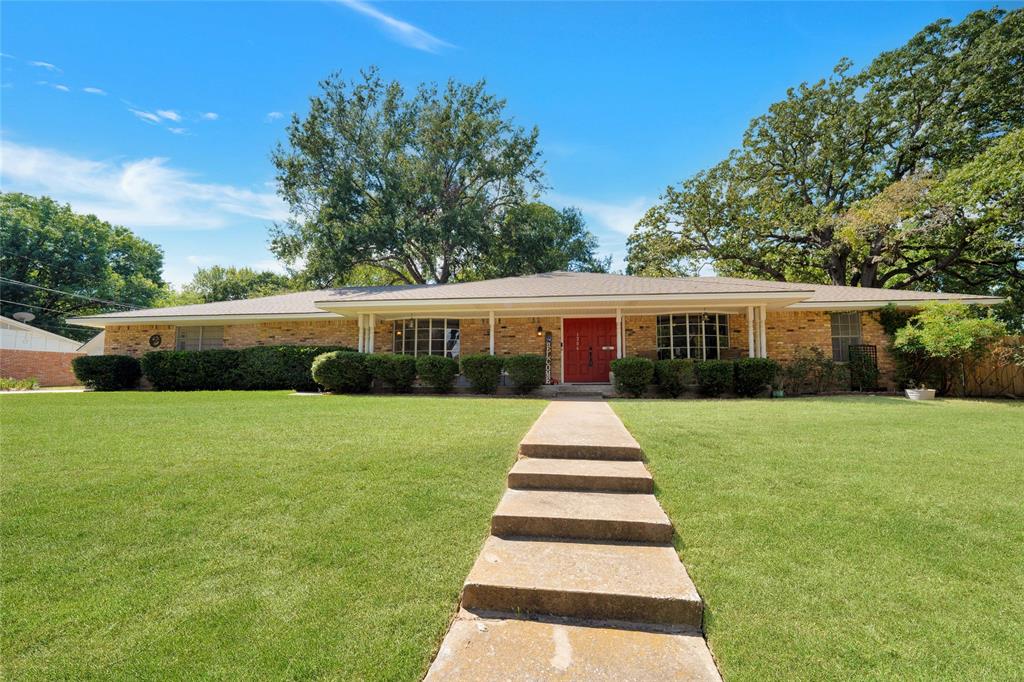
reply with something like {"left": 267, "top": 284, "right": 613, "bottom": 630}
{"left": 68, "top": 271, "right": 1000, "bottom": 325}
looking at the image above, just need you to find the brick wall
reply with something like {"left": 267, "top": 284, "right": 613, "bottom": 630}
{"left": 622, "top": 310, "right": 896, "bottom": 387}
{"left": 104, "top": 310, "right": 896, "bottom": 387}
{"left": 0, "top": 349, "right": 83, "bottom": 386}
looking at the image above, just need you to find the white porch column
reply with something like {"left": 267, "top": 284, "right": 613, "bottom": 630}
{"left": 368, "top": 313, "right": 375, "bottom": 353}
{"left": 747, "top": 305, "right": 755, "bottom": 358}
{"left": 759, "top": 304, "right": 768, "bottom": 358}
{"left": 489, "top": 311, "right": 495, "bottom": 355}
{"left": 616, "top": 308, "right": 623, "bottom": 358}
{"left": 357, "top": 314, "right": 365, "bottom": 352}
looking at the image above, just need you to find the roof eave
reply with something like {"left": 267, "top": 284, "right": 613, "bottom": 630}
{"left": 788, "top": 296, "right": 1004, "bottom": 310}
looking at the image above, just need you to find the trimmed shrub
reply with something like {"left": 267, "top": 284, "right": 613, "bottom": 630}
{"left": 461, "top": 354, "right": 505, "bottom": 394}
{"left": 416, "top": 355, "right": 459, "bottom": 393}
{"left": 733, "top": 358, "right": 779, "bottom": 397}
{"left": 238, "top": 345, "right": 353, "bottom": 391}
{"left": 311, "top": 351, "right": 372, "bottom": 393}
{"left": 695, "top": 360, "right": 733, "bottom": 397}
{"left": 654, "top": 358, "right": 694, "bottom": 398}
{"left": 72, "top": 354, "right": 142, "bottom": 391}
{"left": 366, "top": 354, "right": 418, "bottom": 393}
{"left": 141, "top": 349, "right": 239, "bottom": 391}
{"left": 848, "top": 350, "right": 880, "bottom": 392}
{"left": 505, "top": 354, "right": 546, "bottom": 394}
{"left": 610, "top": 357, "right": 654, "bottom": 398}
{"left": 140, "top": 345, "right": 353, "bottom": 391}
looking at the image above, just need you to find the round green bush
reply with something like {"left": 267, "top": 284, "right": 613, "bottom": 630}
{"left": 416, "top": 355, "right": 459, "bottom": 393}
{"left": 505, "top": 354, "right": 546, "bottom": 394}
{"left": 311, "top": 351, "right": 372, "bottom": 393}
{"left": 610, "top": 357, "right": 654, "bottom": 398}
{"left": 695, "top": 360, "right": 733, "bottom": 397}
{"left": 365, "top": 354, "right": 418, "bottom": 392}
{"left": 733, "top": 357, "right": 779, "bottom": 397}
{"left": 461, "top": 354, "right": 505, "bottom": 394}
{"left": 654, "top": 358, "right": 694, "bottom": 397}
{"left": 72, "top": 354, "right": 141, "bottom": 391}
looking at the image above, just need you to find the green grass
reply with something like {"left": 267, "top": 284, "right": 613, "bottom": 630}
{"left": 1, "top": 392, "right": 545, "bottom": 680}
{"left": 613, "top": 396, "right": 1024, "bottom": 681}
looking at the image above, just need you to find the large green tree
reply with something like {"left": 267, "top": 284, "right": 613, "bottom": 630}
{"left": 628, "top": 9, "right": 1023, "bottom": 295}
{"left": 270, "top": 68, "right": 547, "bottom": 285}
{"left": 0, "top": 193, "right": 165, "bottom": 340}
{"left": 465, "top": 203, "right": 609, "bottom": 279}
{"left": 158, "top": 265, "right": 296, "bottom": 307}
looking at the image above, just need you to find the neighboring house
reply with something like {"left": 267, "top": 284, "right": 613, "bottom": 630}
{"left": 68, "top": 271, "right": 1001, "bottom": 388}
{"left": 0, "top": 315, "right": 84, "bottom": 386}
{"left": 77, "top": 330, "right": 106, "bottom": 356}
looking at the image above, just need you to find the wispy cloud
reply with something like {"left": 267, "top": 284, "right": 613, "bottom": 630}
{"left": 29, "top": 60, "right": 61, "bottom": 73}
{"left": 335, "top": 0, "right": 453, "bottom": 53}
{"left": 53, "top": 84, "right": 70, "bottom": 92}
{"left": 129, "top": 108, "right": 162, "bottom": 124}
{"left": 0, "top": 139, "right": 289, "bottom": 231}
{"left": 168, "top": 127, "right": 188, "bottom": 135}
{"left": 156, "top": 109, "right": 181, "bottom": 122}
{"left": 83, "top": 86, "right": 107, "bottom": 95}
{"left": 549, "top": 193, "right": 650, "bottom": 235}
{"left": 200, "top": 112, "right": 219, "bottom": 121}
{"left": 265, "top": 111, "right": 284, "bottom": 122}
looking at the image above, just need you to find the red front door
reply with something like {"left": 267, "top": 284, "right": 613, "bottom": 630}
{"left": 563, "top": 318, "right": 617, "bottom": 383}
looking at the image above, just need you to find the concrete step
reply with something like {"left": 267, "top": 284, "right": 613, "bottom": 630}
{"left": 508, "top": 458, "right": 654, "bottom": 493}
{"left": 462, "top": 536, "right": 703, "bottom": 627}
{"left": 425, "top": 611, "right": 721, "bottom": 681}
{"left": 492, "top": 489, "right": 672, "bottom": 543}
{"left": 519, "top": 401, "right": 643, "bottom": 461}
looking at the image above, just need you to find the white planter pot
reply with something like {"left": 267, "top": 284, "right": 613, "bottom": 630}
{"left": 905, "top": 388, "right": 936, "bottom": 401}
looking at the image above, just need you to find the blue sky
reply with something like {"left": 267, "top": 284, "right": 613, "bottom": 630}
{"left": 1, "top": 1, "right": 1015, "bottom": 287}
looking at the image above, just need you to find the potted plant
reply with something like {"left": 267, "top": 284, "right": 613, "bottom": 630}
{"left": 771, "top": 375, "right": 785, "bottom": 398}
{"left": 904, "top": 383, "right": 936, "bottom": 400}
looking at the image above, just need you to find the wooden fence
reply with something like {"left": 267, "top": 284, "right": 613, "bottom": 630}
{"left": 963, "top": 337, "right": 1024, "bottom": 397}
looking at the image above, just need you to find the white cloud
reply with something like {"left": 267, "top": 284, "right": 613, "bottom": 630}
{"left": 0, "top": 139, "right": 289, "bottom": 231}
{"left": 265, "top": 111, "right": 284, "bottom": 122}
{"left": 335, "top": 0, "right": 453, "bottom": 53}
{"left": 156, "top": 109, "right": 181, "bottom": 122}
{"left": 129, "top": 108, "right": 161, "bottom": 124}
{"left": 29, "top": 60, "right": 61, "bottom": 73}
{"left": 548, "top": 193, "right": 650, "bottom": 235}
{"left": 168, "top": 127, "right": 188, "bottom": 135}
{"left": 83, "top": 87, "right": 107, "bottom": 95}
{"left": 200, "top": 112, "right": 219, "bottom": 121}
{"left": 250, "top": 259, "right": 288, "bottom": 275}
{"left": 54, "top": 84, "right": 70, "bottom": 92}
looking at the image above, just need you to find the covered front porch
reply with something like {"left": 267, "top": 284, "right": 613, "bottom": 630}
{"left": 317, "top": 294, "right": 794, "bottom": 385}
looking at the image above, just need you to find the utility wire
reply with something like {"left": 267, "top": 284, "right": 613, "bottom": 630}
{"left": 0, "top": 276, "right": 140, "bottom": 310}
{"left": 0, "top": 298, "right": 122, "bottom": 317}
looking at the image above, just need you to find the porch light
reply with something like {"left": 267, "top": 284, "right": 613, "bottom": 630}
{"left": 536, "top": 325, "right": 544, "bottom": 336}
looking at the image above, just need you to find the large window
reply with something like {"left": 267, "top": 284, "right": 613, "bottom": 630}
{"left": 830, "top": 312, "right": 862, "bottom": 362}
{"left": 176, "top": 326, "right": 224, "bottom": 351}
{"left": 656, "top": 314, "right": 730, "bottom": 360}
{"left": 392, "top": 319, "right": 460, "bottom": 358}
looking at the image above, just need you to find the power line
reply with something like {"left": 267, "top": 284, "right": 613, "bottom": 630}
{"left": 0, "top": 298, "right": 117, "bottom": 317}
{"left": 0, "top": 276, "right": 140, "bottom": 310}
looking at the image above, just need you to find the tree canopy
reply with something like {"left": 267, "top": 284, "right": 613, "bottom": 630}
{"left": 158, "top": 265, "right": 296, "bottom": 307}
{"left": 271, "top": 68, "right": 571, "bottom": 286}
{"left": 0, "top": 192, "right": 165, "bottom": 340}
{"left": 627, "top": 8, "right": 1023, "bottom": 317}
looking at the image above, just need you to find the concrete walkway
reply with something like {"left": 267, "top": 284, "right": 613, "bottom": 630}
{"left": 425, "top": 400, "right": 720, "bottom": 681}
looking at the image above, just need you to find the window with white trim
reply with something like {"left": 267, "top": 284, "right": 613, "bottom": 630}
{"left": 656, "top": 314, "right": 730, "bottom": 360}
{"left": 830, "top": 312, "right": 862, "bottom": 362}
{"left": 392, "top": 319, "right": 460, "bottom": 358}
{"left": 176, "top": 326, "right": 224, "bottom": 351}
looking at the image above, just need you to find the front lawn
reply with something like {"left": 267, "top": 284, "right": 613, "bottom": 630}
{"left": 614, "top": 396, "right": 1024, "bottom": 681}
{"left": 1, "top": 392, "right": 545, "bottom": 680}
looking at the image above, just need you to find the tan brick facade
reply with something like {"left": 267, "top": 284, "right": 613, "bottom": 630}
{"left": 621, "top": 310, "right": 896, "bottom": 386}
{"left": 105, "top": 310, "right": 896, "bottom": 387}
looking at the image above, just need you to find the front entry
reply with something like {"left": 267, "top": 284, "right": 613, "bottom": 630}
{"left": 563, "top": 317, "right": 617, "bottom": 383}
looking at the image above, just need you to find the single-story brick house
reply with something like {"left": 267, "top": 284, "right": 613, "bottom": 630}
{"left": 69, "top": 271, "right": 1000, "bottom": 387}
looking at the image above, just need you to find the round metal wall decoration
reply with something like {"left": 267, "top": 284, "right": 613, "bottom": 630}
{"left": 148, "top": 334, "right": 162, "bottom": 348}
